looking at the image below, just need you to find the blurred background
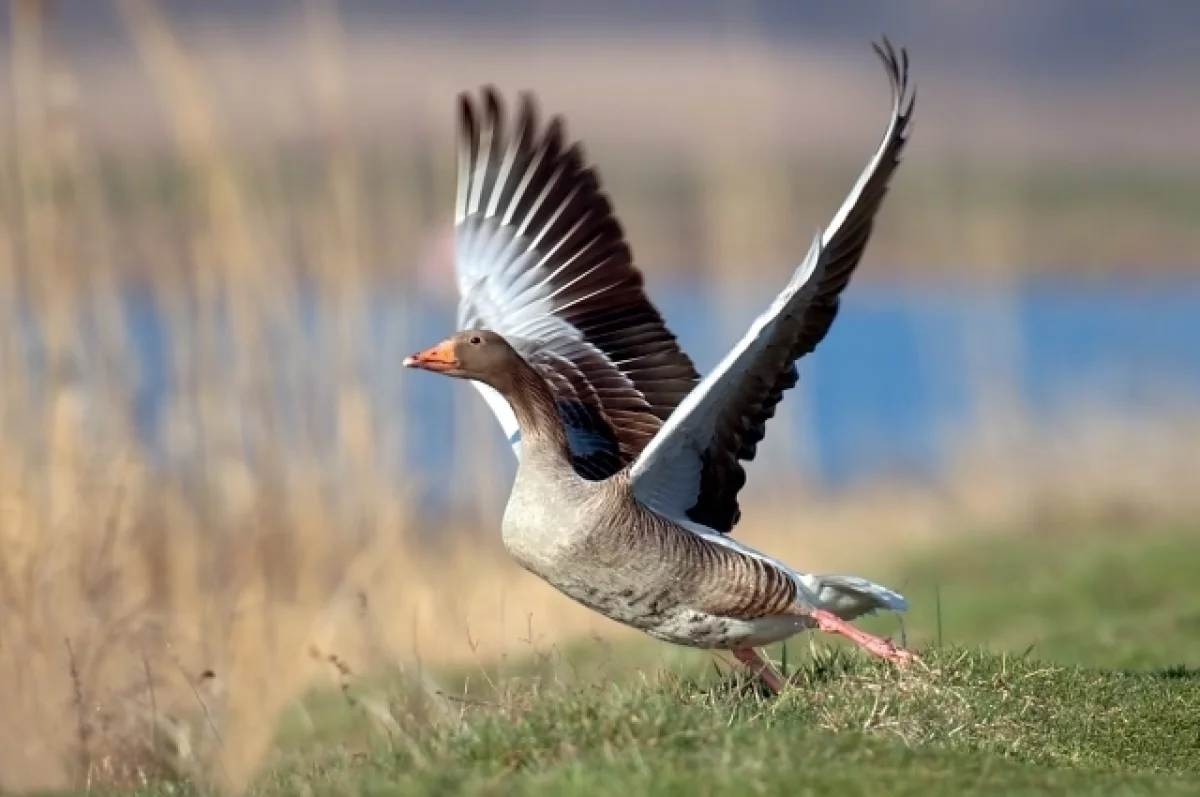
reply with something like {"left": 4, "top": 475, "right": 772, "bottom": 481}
{"left": 1, "top": 0, "right": 1198, "bottom": 789}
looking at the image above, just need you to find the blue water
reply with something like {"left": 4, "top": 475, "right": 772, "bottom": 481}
{"left": 12, "top": 275, "right": 1200, "bottom": 510}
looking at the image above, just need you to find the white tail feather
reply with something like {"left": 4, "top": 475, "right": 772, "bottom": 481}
{"left": 799, "top": 573, "right": 909, "bottom": 620}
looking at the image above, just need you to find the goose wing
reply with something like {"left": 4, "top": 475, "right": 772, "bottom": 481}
{"left": 454, "top": 88, "right": 701, "bottom": 479}
{"left": 628, "top": 38, "right": 916, "bottom": 532}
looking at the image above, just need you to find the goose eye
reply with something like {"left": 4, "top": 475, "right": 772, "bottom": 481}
{"left": 468, "top": 335, "right": 482, "bottom": 346}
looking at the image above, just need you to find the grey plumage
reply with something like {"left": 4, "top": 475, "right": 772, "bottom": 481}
{"left": 405, "top": 38, "right": 921, "bottom": 685}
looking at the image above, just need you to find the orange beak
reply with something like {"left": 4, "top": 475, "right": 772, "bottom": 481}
{"left": 402, "top": 339, "right": 459, "bottom": 373}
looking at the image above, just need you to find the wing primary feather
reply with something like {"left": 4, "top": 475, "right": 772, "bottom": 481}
{"left": 629, "top": 229, "right": 827, "bottom": 487}
{"left": 627, "top": 38, "right": 915, "bottom": 534}
{"left": 468, "top": 88, "right": 501, "bottom": 218}
{"left": 528, "top": 183, "right": 583, "bottom": 253}
{"left": 505, "top": 115, "right": 556, "bottom": 229}
{"left": 517, "top": 159, "right": 568, "bottom": 240}
{"left": 486, "top": 92, "right": 531, "bottom": 219}
{"left": 452, "top": 86, "right": 703, "bottom": 476}
{"left": 455, "top": 93, "right": 480, "bottom": 225}
{"left": 499, "top": 95, "right": 542, "bottom": 226}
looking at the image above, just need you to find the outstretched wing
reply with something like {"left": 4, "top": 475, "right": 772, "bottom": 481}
{"left": 454, "top": 87, "right": 701, "bottom": 478}
{"left": 628, "top": 37, "right": 917, "bottom": 532}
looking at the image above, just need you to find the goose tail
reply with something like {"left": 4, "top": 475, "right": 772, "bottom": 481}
{"left": 799, "top": 573, "right": 909, "bottom": 621}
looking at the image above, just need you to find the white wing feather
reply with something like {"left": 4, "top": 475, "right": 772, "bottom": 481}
{"left": 627, "top": 231, "right": 828, "bottom": 518}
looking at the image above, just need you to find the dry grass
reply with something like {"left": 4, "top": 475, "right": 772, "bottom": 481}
{"left": 0, "top": 422, "right": 400, "bottom": 790}
{"left": 1, "top": 384, "right": 1195, "bottom": 790}
{"left": 250, "top": 642, "right": 1200, "bottom": 795}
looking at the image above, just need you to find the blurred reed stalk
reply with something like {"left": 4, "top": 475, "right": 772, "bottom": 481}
{"left": 302, "top": 0, "right": 382, "bottom": 506}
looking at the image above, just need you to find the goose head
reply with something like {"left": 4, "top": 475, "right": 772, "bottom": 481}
{"left": 403, "top": 329, "right": 517, "bottom": 386}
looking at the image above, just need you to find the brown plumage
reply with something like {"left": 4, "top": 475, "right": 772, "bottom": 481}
{"left": 405, "top": 328, "right": 918, "bottom": 694}
{"left": 408, "top": 38, "right": 921, "bottom": 694}
{"left": 455, "top": 86, "right": 701, "bottom": 475}
{"left": 453, "top": 40, "right": 914, "bottom": 531}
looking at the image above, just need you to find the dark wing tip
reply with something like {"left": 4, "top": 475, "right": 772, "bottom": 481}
{"left": 483, "top": 86, "right": 505, "bottom": 132}
{"left": 870, "top": 37, "right": 915, "bottom": 116}
{"left": 480, "top": 84, "right": 502, "bottom": 106}
{"left": 516, "top": 90, "right": 540, "bottom": 136}
{"left": 563, "top": 141, "right": 588, "bottom": 180}
{"left": 458, "top": 85, "right": 516, "bottom": 134}
{"left": 457, "top": 91, "right": 478, "bottom": 134}
{"left": 462, "top": 88, "right": 547, "bottom": 157}
{"left": 688, "top": 40, "right": 917, "bottom": 536}
{"left": 543, "top": 114, "right": 566, "bottom": 156}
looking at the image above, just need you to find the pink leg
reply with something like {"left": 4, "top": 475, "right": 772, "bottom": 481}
{"left": 732, "top": 647, "right": 786, "bottom": 694}
{"left": 811, "top": 609, "right": 919, "bottom": 667}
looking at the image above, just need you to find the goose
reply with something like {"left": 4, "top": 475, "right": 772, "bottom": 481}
{"left": 405, "top": 39, "right": 917, "bottom": 693}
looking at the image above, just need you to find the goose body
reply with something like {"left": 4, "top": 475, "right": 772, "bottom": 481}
{"left": 502, "top": 469, "right": 802, "bottom": 650}
{"left": 406, "top": 39, "right": 919, "bottom": 689}
{"left": 503, "top": 463, "right": 903, "bottom": 652}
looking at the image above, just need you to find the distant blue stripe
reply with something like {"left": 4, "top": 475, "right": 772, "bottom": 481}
{"left": 509, "top": 429, "right": 522, "bottom": 446}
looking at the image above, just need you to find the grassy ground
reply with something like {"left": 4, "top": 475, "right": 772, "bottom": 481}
{"left": 862, "top": 521, "right": 1200, "bottom": 670}
{"left": 262, "top": 653, "right": 1200, "bottom": 797}
{"left": 103, "top": 523, "right": 1198, "bottom": 796}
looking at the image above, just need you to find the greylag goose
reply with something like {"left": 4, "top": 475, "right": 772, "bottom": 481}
{"left": 405, "top": 39, "right": 917, "bottom": 693}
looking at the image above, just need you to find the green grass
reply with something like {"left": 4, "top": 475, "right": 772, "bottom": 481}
{"left": 127, "top": 527, "right": 1200, "bottom": 795}
{"left": 854, "top": 522, "right": 1200, "bottom": 670}
{"left": 257, "top": 652, "right": 1200, "bottom": 796}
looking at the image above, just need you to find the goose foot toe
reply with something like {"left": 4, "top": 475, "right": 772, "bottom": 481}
{"left": 811, "top": 609, "right": 921, "bottom": 668}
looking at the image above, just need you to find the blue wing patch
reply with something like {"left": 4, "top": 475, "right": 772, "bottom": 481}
{"left": 556, "top": 399, "right": 623, "bottom": 481}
